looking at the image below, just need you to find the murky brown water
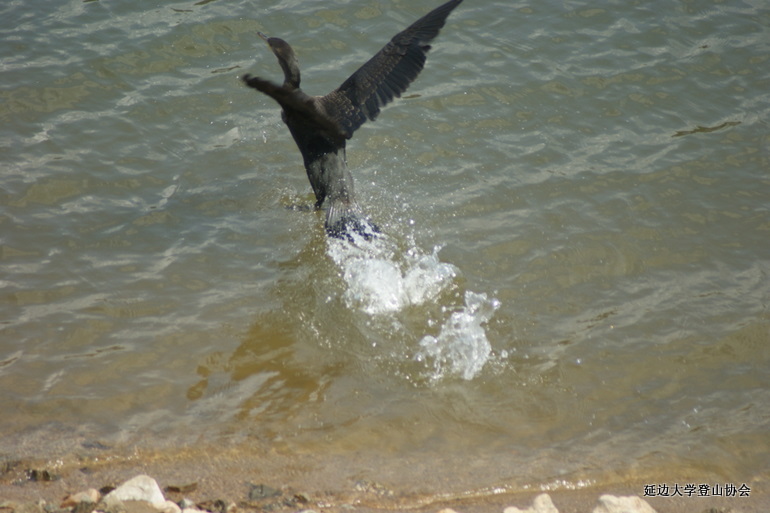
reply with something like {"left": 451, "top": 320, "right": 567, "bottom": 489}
{"left": 1, "top": 0, "right": 769, "bottom": 501}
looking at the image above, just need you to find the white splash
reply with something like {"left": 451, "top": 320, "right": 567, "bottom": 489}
{"left": 327, "top": 232, "right": 500, "bottom": 380}
{"left": 403, "top": 248, "right": 459, "bottom": 305}
{"left": 416, "top": 291, "right": 501, "bottom": 380}
{"left": 327, "top": 234, "right": 458, "bottom": 315}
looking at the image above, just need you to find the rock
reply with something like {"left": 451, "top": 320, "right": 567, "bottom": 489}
{"left": 26, "top": 470, "right": 59, "bottom": 482}
{"left": 95, "top": 498, "right": 125, "bottom": 513}
{"left": 592, "top": 495, "right": 657, "bottom": 513}
{"left": 353, "top": 480, "right": 393, "bottom": 496}
{"left": 177, "top": 499, "right": 196, "bottom": 510}
{"left": 100, "top": 486, "right": 117, "bottom": 496}
{"left": 116, "top": 501, "right": 159, "bottom": 513}
{"left": 504, "top": 494, "right": 559, "bottom": 513}
{"left": 163, "top": 483, "right": 198, "bottom": 496}
{"left": 102, "top": 475, "right": 166, "bottom": 508}
{"left": 247, "top": 483, "right": 281, "bottom": 501}
{"left": 72, "top": 502, "right": 97, "bottom": 513}
{"left": 61, "top": 489, "right": 100, "bottom": 508}
{"left": 437, "top": 509, "right": 460, "bottom": 513}
{"left": 193, "top": 500, "right": 235, "bottom": 513}
{"left": 158, "top": 501, "right": 181, "bottom": 513}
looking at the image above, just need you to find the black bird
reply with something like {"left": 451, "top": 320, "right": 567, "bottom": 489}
{"left": 242, "top": 0, "right": 463, "bottom": 239}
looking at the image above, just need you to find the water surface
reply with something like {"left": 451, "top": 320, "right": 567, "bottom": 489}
{"left": 2, "top": 0, "right": 769, "bottom": 496}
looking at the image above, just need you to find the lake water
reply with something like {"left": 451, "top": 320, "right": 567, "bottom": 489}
{"left": 1, "top": 0, "right": 769, "bottom": 499}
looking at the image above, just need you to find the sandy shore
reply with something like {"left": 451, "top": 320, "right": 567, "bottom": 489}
{"left": 1, "top": 446, "right": 767, "bottom": 513}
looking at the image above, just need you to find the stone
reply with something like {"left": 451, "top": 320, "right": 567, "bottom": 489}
{"left": 503, "top": 494, "right": 559, "bottom": 513}
{"left": 96, "top": 498, "right": 126, "bottom": 513}
{"left": 158, "top": 501, "right": 180, "bottom": 513}
{"left": 177, "top": 499, "right": 196, "bottom": 510}
{"left": 117, "top": 502, "right": 158, "bottom": 513}
{"left": 26, "top": 469, "right": 59, "bottom": 482}
{"left": 61, "top": 489, "right": 100, "bottom": 508}
{"left": 592, "top": 495, "right": 657, "bottom": 513}
{"left": 102, "top": 475, "right": 166, "bottom": 508}
{"left": 72, "top": 502, "right": 97, "bottom": 513}
{"left": 247, "top": 483, "right": 281, "bottom": 501}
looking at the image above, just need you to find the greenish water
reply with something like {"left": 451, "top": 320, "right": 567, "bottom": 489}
{"left": 1, "top": 0, "right": 769, "bottom": 495}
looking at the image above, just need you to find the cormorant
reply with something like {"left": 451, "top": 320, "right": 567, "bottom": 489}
{"left": 242, "top": 0, "right": 463, "bottom": 239}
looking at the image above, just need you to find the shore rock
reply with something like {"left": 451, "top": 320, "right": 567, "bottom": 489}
{"left": 592, "top": 495, "right": 657, "bottom": 513}
{"left": 61, "top": 489, "right": 99, "bottom": 508}
{"left": 158, "top": 501, "right": 181, "bottom": 513}
{"left": 503, "top": 493, "right": 558, "bottom": 513}
{"left": 102, "top": 475, "right": 166, "bottom": 508}
{"left": 503, "top": 493, "right": 657, "bottom": 513}
{"left": 177, "top": 499, "right": 196, "bottom": 510}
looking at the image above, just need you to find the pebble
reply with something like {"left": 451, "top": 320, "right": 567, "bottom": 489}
{"left": 60, "top": 490, "right": 99, "bottom": 509}
{"left": 102, "top": 475, "right": 166, "bottom": 508}
{"left": 158, "top": 501, "right": 181, "bottom": 513}
{"left": 503, "top": 493, "right": 658, "bottom": 513}
{"left": 247, "top": 483, "right": 281, "bottom": 500}
{"left": 177, "top": 499, "right": 196, "bottom": 510}
{"left": 592, "top": 494, "right": 658, "bottom": 513}
{"left": 0, "top": 475, "right": 688, "bottom": 513}
{"left": 503, "top": 493, "right": 559, "bottom": 513}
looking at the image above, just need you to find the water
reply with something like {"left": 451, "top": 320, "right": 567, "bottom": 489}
{"left": 2, "top": 0, "right": 769, "bottom": 497}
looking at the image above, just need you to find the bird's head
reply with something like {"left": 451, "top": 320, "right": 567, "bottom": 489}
{"left": 259, "top": 32, "right": 296, "bottom": 62}
{"left": 258, "top": 32, "right": 300, "bottom": 88}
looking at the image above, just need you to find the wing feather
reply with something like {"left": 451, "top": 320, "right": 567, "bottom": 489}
{"left": 321, "top": 0, "right": 462, "bottom": 138}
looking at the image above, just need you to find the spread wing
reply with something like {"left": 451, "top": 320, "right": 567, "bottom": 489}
{"left": 320, "top": 0, "right": 462, "bottom": 139}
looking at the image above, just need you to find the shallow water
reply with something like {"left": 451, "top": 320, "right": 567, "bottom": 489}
{"left": 2, "top": 0, "right": 769, "bottom": 495}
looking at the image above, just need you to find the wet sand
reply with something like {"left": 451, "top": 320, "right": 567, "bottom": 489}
{"left": 1, "top": 441, "right": 767, "bottom": 513}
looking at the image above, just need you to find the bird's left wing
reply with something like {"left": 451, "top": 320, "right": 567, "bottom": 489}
{"left": 321, "top": 0, "right": 463, "bottom": 139}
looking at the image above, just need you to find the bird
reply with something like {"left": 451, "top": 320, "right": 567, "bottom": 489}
{"left": 242, "top": 0, "right": 463, "bottom": 240}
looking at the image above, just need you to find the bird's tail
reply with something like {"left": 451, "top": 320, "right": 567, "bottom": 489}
{"left": 325, "top": 199, "right": 380, "bottom": 241}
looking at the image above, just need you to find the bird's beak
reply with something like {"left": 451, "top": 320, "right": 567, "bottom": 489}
{"left": 258, "top": 31, "right": 270, "bottom": 43}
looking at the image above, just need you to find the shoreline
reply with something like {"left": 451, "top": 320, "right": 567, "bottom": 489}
{"left": 1, "top": 447, "right": 766, "bottom": 513}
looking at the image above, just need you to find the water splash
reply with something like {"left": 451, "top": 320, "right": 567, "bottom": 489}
{"left": 326, "top": 232, "right": 458, "bottom": 315}
{"left": 326, "top": 232, "right": 500, "bottom": 381}
{"left": 416, "top": 291, "right": 501, "bottom": 381}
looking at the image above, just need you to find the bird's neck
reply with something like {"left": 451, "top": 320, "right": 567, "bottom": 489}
{"left": 280, "top": 60, "right": 301, "bottom": 89}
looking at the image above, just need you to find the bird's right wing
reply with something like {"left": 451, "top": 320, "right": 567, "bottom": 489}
{"left": 321, "top": 0, "right": 462, "bottom": 139}
{"left": 242, "top": 74, "right": 347, "bottom": 143}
